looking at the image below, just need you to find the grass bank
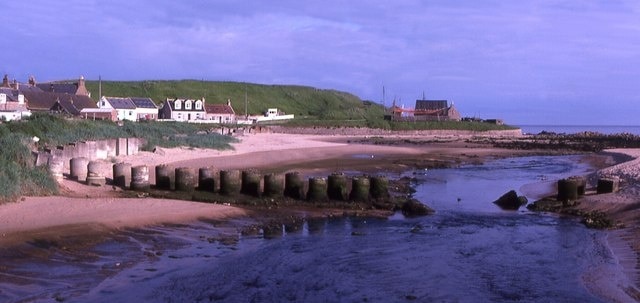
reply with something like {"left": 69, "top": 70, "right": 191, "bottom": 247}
{"left": 85, "top": 80, "right": 384, "bottom": 122}
{"left": 0, "top": 114, "right": 237, "bottom": 202}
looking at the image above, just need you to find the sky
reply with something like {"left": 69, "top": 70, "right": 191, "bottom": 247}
{"left": 3, "top": 0, "right": 640, "bottom": 126}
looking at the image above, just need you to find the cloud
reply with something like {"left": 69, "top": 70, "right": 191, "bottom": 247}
{"left": 4, "top": 1, "right": 640, "bottom": 124}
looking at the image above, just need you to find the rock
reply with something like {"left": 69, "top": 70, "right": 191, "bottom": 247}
{"left": 557, "top": 178, "right": 579, "bottom": 203}
{"left": 581, "top": 211, "right": 614, "bottom": 229}
{"left": 493, "top": 190, "right": 527, "bottom": 210}
{"left": 153, "top": 147, "right": 165, "bottom": 156}
{"left": 401, "top": 199, "right": 434, "bottom": 217}
{"left": 527, "top": 197, "right": 563, "bottom": 212}
{"left": 597, "top": 178, "right": 619, "bottom": 194}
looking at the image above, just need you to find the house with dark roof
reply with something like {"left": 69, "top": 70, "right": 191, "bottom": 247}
{"left": 3, "top": 74, "right": 98, "bottom": 117}
{"left": 130, "top": 97, "right": 159, "bottom": 120}
{"left": 0, "top": 87, "right": 31, "bottom": 121}
{"left": 98, "top": 96, "right": 158, "bottom": 121}
{"left": 34, "top": 75, "right": 91, "bottom": 97}
{"left": 204, "top": 99, "right": 236, "bottom": 124}
{"left": 98, "top": 97, "right": 136, "bottom": 121}
{"left": 22, "top": 91, "right": 98, "bottom": 116}
{"left": 384, "top": 99, "right": 461, "bottom": 121}
{"left": 159, "top": 98, "right": 206, "bottom": 122}
{"left": 413, "top": 99, "right": 461, "bottom": 121}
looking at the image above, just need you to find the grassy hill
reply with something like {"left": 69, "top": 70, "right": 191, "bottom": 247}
{"left": 85, "top": 80, "right": 384, "bottom": 121}
{"left": 85, "top": 79, "right": 516, "bottom": 130}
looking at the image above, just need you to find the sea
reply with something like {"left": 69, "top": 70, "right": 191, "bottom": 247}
{"left": 519, "top": 125, "right": 640, "bottom": 135}
{"left": 0, "top": 155, "right": 622, "bottom": 302}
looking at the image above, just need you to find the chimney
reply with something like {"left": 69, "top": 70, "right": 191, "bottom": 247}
{"left": 227, "top": 98, "right": 231, "bottom": 106}
{"left": 76, "top": 75, "right": 90, "bottom": 96}
{"left": 1, "top": 74, "right": 8, "bottom": 87}
{"left": 11, "top": 79, "right": 18, "bottom": 89}
{"left": 28, "top": 75, "right": 36, "bottom": 86}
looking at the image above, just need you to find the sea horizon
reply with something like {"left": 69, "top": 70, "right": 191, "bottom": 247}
{"left": 518, "top": 124, "right": 640, "bottom": 135}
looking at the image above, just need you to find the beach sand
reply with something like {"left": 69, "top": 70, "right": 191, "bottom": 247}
{"left": 2, "top": 132, "right": 640, "bottom": 301}
{"left": 573, "top": 149, "right": 640, "bottom": 301}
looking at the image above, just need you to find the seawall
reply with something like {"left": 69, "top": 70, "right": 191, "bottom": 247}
{"left": 267, "top": 126, "right": 523, "bottom": 137}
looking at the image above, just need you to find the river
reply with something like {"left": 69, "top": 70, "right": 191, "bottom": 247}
{"left": 0, "top": 155, "right": 619, "bottom": 302}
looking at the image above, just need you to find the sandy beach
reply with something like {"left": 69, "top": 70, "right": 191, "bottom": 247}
{"left": 2, "top": 132, "right": 640, "bottom": 301}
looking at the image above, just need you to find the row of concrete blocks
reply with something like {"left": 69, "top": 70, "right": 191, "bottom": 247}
{"left": 36, "top": 138, "right": 142, "bottom": 168}
{"left": 556, "top": 176, "right": 619, "bottom": 206}
{"left": 47, "top": 157, "right": 109, "bottom": 185}
{"left": 112, "top": 164, "right": 390, "bottom": 202}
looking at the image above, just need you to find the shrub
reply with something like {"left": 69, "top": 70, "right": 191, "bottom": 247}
{"left": 0, "top": 133, "right": 58, "bottom": 203}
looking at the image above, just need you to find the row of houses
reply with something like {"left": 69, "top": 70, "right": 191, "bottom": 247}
{"left": 0, "top": 75, "right": 245, "bottom": 123}
{"left": 1, "top": 75, "right": 96, "bottom": 121}
{"left": 96, "top": 96, "right": 239, "bottom": 123}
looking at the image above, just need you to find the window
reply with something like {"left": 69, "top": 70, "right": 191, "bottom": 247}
{"left": 175, "top": 100, "right": 181, "bottom": 110}
{"left": 185, "top": 100, "right": 192, "bottom": 110}
{"left": 195, "top": 101, "right": 202, "bottom": 110}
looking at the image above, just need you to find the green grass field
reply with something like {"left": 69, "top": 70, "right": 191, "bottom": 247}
{"left": 85, "top": 80, "right": 384, "bottom": 121}
{"left": 85, "top": 79, "right": 516, "bottom": 131}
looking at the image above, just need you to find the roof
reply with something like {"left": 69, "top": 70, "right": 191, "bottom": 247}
{"left": 104, "top": 97, "right": 136, "bottom": 109}
{"left": 36, "top": 82, "right": 78, "bottom": 95}
{"left": 415, "top": 100, "right": 449, "bottom": 111}
{"left": 22, "top": 91, "right": 96, "bottom": 114}
{"left": 205, "top": 103, "right": 235, "bottom": 115}
{"left": 16, "top": 84, "right": 44, "bottom": 93}
{"left": 0, "top": 88, "right": 21, "bottom": 102}
{"left": 56, "top": 94, "right": 97, "bottom": 115}
{"left": 130, "top": 97, "right": 157, "bottom": 109}
{"left": 164, "top": 98, "right": 206, "bottom": 112}
{"left": 21, "top": 91, "right": 60, "bottom": 111}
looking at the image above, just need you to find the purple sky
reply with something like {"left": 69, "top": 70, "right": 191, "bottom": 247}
{"left": 4, "top": 1, "right": 640, "bottom": 125}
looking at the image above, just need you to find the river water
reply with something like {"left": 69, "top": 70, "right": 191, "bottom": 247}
{"left": 0, "top": 155, "right": 619, "bottom": 302}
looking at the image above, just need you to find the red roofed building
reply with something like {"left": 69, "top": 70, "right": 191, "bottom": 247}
{"left": 204, "top": 99, "right": 236, "bottom": 124}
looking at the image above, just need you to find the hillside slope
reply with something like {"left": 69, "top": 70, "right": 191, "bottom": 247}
{"left": 85, "top": 80, "right": 384, "bottom": 121}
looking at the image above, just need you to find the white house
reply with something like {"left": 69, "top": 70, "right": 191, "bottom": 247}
{"left": 159, "top": 98, "right": 206, "bottom": 121}
{"left": 98, "top": 96, "right": 159, "bottom": 121}
{"left": 98, "top": 97, "right": 137, "bottom": 121}
{"left": 204, "top": 99, "right": 237, "bottom": 124}
{"left": 130, "top": 97, "right": 159, "bottom": 120}
{"left": 0, "top": 88, "right": 32, "bottom": 121}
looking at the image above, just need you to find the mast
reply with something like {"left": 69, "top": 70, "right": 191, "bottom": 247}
{"left": 98, "top": 75, "right": 102, "bottom": 99}
{"left": 244, "top": 85, "right": 248, "bottom": 119}
{"left": 382, "top": 85, "right": 386, "bottom": 110}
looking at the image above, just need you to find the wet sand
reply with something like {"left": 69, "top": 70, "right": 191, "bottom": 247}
{"left": 574, "top": 149, "right": 640, "bottom": 301}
